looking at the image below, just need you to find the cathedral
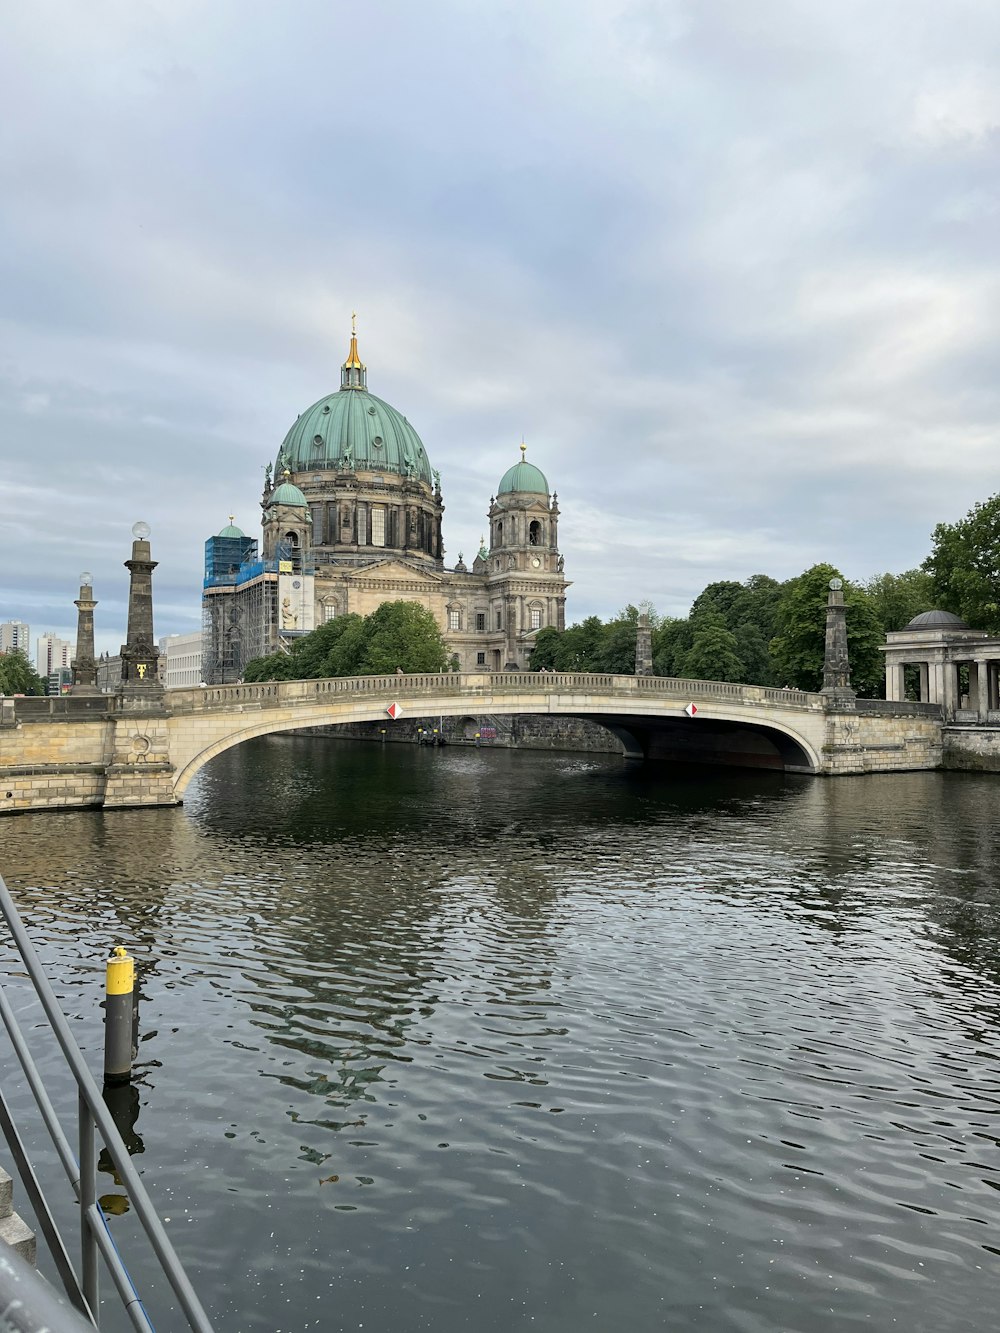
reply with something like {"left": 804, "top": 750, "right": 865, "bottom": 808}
{"left": 201, "top": 326, "right": 569, "bottom": 682}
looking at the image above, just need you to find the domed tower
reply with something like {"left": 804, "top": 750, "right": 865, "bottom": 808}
{"left": 485, "top": 444, "right": 568, "bottom": 669}
{"left": 262, "top": 471, "right": 309, "bottom": 571}
{"left": 271, "top": 320, "right": 444, "bottom": 570}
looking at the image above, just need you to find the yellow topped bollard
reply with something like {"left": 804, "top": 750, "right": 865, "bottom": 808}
{"left": 104, "top": 946, "right": 136, "bottom": 1085}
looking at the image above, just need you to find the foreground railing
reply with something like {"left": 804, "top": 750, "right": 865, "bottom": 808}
{"left": 0, "top": 872, "right": 213, "bottom": 1331}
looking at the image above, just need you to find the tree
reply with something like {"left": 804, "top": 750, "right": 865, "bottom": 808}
{"left": 862, "top": 570, "right": 936, "bottom": 633}
{"left": 680, "top": 609, "right": 744, "bottom": 682}
{"left": 242, "top": 604, "right": 447, "bottom": 681}
{"left": 0, "top": 649, "right": 46, "bottom": 695}
{"left": 594, "top": 606, "right": 641, "bottom": 674}
{"left": 924, "top": 494, "right": 1000, "bottom": 631}
{"left": 546, "top": 616, "right": 607, "bottom": 671}
{"left": 652, "top": 617, "right": 694, "bottom": 677}
{"left": 350, "top": 601, "right": 449, "bottom": 674}
{"left": 529, "top": 626, "right": 562, "bottom": 670}
{"left": 770, "top": 563, "right": 884, "bottom": 694}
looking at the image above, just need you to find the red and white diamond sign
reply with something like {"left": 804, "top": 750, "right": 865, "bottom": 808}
{"left": 683, "top": 703, "right": 698, "bottom": 717}
{"left": 386, "top": 702, "right": 403, "bottom": 720}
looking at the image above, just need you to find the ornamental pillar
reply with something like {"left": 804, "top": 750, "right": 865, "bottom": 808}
{"left": 70, "top": 574, "right": 99, "bottom": 695}
{"left": 820, "top": 578, "right": 855, "bottom": 707}
{"left": 118, "top": 522, "right": 164, "bottom": 701}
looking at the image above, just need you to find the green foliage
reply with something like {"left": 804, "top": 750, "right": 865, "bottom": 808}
{"left": 862, "top": 570, "right": 936, "bottom": 632}
{"left": 676, "top": 575, "right": 784, "bottom": 685}
{"left": 528, "top": 626, "right": 562, "bottom": 670}
{"left": 770, "top": 564, "right": 884, "bottom": 694}
{"left": 594, "top": 605, "right": 641, "bottom": 673}
{"left": 652, "top": 617, "right": 694, "bottom": 677}
{"left": 350, "top": 601, "right": 450, "bottom": 675}
{"left": 679, "top": 609, "right": 745, "bottom": 682}
{"left": 924, "top": 494, "right": 1000, "bottom": 631}
{"left": 242, "top": 604, "right": 448, "bottom": 681}
{"left": 0, "top": 649, "right": 46, "bottom": 695}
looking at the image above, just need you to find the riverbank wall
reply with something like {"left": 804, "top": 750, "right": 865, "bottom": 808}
{"left": 294, "top": 714, "right": 624, "bottom": 754}
{"left": 943, "top": 726, "right": 1000, "bottom": 771}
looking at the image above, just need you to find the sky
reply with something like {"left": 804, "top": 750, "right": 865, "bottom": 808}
{"left": 2, "top": 1, "right": 1000, "bottom": 657}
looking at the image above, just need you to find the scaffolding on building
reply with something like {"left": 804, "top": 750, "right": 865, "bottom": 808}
{"left": 201, "top": 533, "right": 314, "bottom": 684}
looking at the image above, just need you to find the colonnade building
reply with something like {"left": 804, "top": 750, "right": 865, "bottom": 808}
{"left": 201, "top": 329, "right": 568, "bottom": 683}
{"left": 883, "top": 610, "right": 1000, "bottom": 722}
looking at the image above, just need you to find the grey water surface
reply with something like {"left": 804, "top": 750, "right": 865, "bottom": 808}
{"left": 2, "top": 737, "right": 1000, "bottom": 1331}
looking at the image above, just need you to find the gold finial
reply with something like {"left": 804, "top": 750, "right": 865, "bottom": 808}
{"left": 520, "top": 438, "right": 527, "bottom": 460}
{"left": 343, "top": 313, "right": 365, "bottom": 370}
{"left": 228, "top": 514, "right": 235, "bottom": 524}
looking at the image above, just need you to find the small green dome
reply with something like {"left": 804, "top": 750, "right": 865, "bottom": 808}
{"left": 218, "top": 520, "right": 245, "bottom": 538}
{"left": 269, "top": 480, "right": 308, "bottom": 508}
{"left": 498, "top": 453, "right": 548, "bottom": 496}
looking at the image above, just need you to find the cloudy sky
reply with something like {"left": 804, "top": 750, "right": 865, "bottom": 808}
{"left": 3, "top": 1, "right": 1000, "bottom": 656}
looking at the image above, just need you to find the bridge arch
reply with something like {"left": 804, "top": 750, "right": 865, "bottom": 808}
{"left": 166, "top": 676, "right": 826, "bottom": 797}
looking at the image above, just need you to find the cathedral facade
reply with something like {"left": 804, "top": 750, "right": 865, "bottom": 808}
{"left": 202, "top": 329, "right": 569, "bottom": 682}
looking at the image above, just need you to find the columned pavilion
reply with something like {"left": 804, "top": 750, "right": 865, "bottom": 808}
{"left": 883, "top": 610, "right": 1000, "bottom": 722}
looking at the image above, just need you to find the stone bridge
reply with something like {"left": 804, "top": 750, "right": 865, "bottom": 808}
{"left": 0, "top": 672, "right": 944, "bottom": 813}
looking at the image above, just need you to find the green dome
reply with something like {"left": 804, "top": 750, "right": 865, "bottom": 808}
{"left": 498, "top": 456, "right": 549, "bottom": 496}
{"left": 278, "top": 388, "right": 433, "bottom": 485}
{"left": 218, "top": 521, "right": 245, "bottom": 538}
{"left": 269, "top": 480, "right": 307, "bottom": 508}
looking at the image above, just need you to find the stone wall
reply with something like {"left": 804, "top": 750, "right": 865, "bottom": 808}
{"left": 822, "top": 710, "right": 943, "bottom": 774}
{"left": 0, "top": 714, "right": 112, "bottom": 813}
{"left": 942, "top": 727, "right": 1000, "bottom": 771}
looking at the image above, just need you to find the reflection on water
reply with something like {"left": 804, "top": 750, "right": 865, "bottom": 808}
{"left": 3, "top": 738, "right": 1000, "bottom": 1331}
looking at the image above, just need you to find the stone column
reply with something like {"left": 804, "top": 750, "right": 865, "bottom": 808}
{"left": 972, "top": 659, "right": 991, "bottom": 722}
{"left": 885, "top": 662, "right": 905, "bottom": 702}
{"left": 119, "top": 524, "right": 164, "bottom": 700}
{"left": 917, "top": 662, "right": 929, "bottom": 702}
{"left": 70, "top": 574, "right": 99, "bottom": 695}
{"left": 635, "top": 613, "right": 653, "bottom": 676}
{"left": 941, "top": 658, "right": 959, "bottom": 720}
{"left": 821, "top": 578, "right": 856, "bottom": 707}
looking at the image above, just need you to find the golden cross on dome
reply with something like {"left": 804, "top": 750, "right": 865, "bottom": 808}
{"left": 520, "top": 438, "right": 527, "bottom": 459}
{"left": 228, "top": 514, "right": 235, "bottom": 524}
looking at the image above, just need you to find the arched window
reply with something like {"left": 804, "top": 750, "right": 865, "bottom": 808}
{"left": 284, "top": 531, "right": 299, "bottom": 548}
{"left": 529, "top": 603, "right": 543, "bottom": 630}
{"left": 529, "top": 520, "right": 542, "bottom": 546}
{"left": 448, "top": 605, "right": 462, "bottom": 632}
{"left": 496, "top": 520, "right": 503, "bottom": 546}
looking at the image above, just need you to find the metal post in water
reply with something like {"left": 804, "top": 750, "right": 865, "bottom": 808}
{"left": 104, "top": 947, "right": 135, "bottom": 1085}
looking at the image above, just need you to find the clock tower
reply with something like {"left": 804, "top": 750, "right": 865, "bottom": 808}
{"left": 486, "top": 445, "right": 568, "bottom": 669}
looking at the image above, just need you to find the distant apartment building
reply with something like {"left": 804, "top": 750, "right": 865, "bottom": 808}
{"left": 97, "top": 653, "right": 122, "bottom": 694}
{"left": 36, "top": 633, "right": 72, "bottom": 678}
{"left": 0, "top": 620, "right": 30, "bottom": 654}
{"left": 158, "top": 632, "right": 203, "bottom": 689}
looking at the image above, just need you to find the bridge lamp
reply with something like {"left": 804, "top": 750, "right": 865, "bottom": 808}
{"left": 79, "top": 571, "right": 93, "bottom": 587}
{"left": 132, "top": 521, "right": 151, "bottom": 541}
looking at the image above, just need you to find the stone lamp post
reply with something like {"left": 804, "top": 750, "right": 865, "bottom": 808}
{"left": 70, "top": 572, "right": 99, "bottom": 694}
{"left": 119, "top": 521, "right": 164, "bottom": 699}
{"left": 821, "top": 577, "right": 856, "bottom": 707}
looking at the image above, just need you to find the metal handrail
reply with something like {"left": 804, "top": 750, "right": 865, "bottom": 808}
{"left": 0, "top": 1243, "right": 94, "bottom": 1332}
{"left": 0, "top": 871, "right": 214, "bottom": 1331}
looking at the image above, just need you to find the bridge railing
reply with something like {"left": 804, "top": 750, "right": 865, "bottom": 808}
{"left": 855, "top": 698, "right": 943, "bottom": 718}
{"left": 164, "top": 671, "right": 827, "bottom": 714}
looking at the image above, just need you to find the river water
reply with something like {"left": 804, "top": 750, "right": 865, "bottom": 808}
{"left": 2, "top": 738, "right": 1000, "bottom": 1331}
